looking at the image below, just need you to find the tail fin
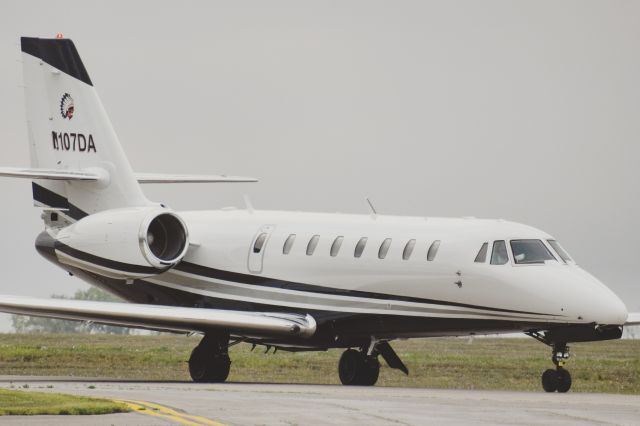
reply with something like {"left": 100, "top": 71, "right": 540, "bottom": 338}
{"left": 20, "top": 36, "right": 150, "bottom": 220}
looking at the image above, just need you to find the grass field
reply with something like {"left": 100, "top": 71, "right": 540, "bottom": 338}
{"left": 0, "top": 334, "right": 638, "bottom": 394}
{"left": 0, "top": 389, "right": 129, "bottom": 415}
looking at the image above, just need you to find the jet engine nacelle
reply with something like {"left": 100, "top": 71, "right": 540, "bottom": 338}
{"left": 55, "top": 207, "right": 189, "bottom": 280}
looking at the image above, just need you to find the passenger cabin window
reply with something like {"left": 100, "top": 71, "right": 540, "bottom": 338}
{"left": 283, "top": 234, "right": 296, "bottom": 255}
{"left": 306, "top": 235, "right": 320, "bottom": 256}
{"left": 403, "top": 239, "right": 416, "bottom": 260}
{"left": 378, "top": 238, "right": 392, "bottom": 259}
{"left": 427, "top": 240, "right": 441, "bottom": 261}
{"left": 474, "top": 242, "right": 488, "bottom": 263}
{"left": 253, "top": 233, "right": 268, "bottom": 254}
{"left": 354, "top": 237, "right": 368, "bottom": 258}
{"left": 510, "top": 239, "right": 556, "bottom": 264}
{"left": 330, "top": 236, "right": 344, "bottom": 257}
{"left": 490, "top": 240, "right": 508, "bottom": 265}
{"left": 548, "top": 239, "right": 573, "bottom": 263}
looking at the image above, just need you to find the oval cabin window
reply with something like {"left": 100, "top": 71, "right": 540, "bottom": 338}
{"left": 306, "top": 235, "right": 320, "bottom": 256}
{"left": 330, "top": 236, "right": 344, "bottom": 257}
{"left": 283, "top": 234, "right": 296, "bottom": 255}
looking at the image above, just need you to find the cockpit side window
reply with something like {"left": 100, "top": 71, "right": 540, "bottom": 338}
{"left": 474, "top": 242, "right": 488, "bottom": 263}
{"left": 490, "top": 240, "right": 509, "bottom": 265}
{"left": 510, "top": 239, "right": 556, "bottom": 264}
{"left": 547, "top": 239, "right": 573, "bottom": 263}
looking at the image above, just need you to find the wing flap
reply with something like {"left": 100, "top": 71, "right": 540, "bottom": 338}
{"left": 0, "top": 295, "right": 316, "bottom": 338}
{"left": 626, "top": 312, "right": 640, "bottom": 326}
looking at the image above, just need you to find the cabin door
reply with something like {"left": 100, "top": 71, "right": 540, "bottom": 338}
{"left": 247, "top": 224, "right": 276, "bottom": 273}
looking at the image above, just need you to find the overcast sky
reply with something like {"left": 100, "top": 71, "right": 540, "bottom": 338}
{"left": 0, "top": 1, "right": 639, "bottom": 331}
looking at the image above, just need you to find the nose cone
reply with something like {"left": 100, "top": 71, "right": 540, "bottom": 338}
{"left": 594, "top": 291, "right": 628, "bottom": 325}
{"left": 575, "top": 269, "right": 628, "bottom": 325}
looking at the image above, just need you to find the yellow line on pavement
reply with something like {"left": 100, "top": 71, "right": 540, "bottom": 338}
{"left": 126, "top": 399, "right": 226, "bottom": 426}
{"left": 115, "top": 399, "right": 226, "bottom": 426}
{"left": 117, "top": 401, "right": 203, "bottom": 426}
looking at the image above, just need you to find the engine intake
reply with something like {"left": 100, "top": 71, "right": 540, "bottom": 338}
{"left": 140, "top": 212, "right": 189, "bottom": 267}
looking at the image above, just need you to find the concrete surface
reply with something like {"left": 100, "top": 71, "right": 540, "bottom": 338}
{"left": 0, "top": 377, "right": 638, "bottom": 425}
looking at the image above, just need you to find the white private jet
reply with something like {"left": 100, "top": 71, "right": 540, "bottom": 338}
{"left": 1, "top": 37, "right": 638, "bottom": 392}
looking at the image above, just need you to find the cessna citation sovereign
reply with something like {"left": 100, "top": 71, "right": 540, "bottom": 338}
{"left": 1, "top": 37, "right": 638, "bottom": 393}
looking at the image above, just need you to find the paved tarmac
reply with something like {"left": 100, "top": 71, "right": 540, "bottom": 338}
{"left": 0, "top": 376, "right": 639, "bottom": 425}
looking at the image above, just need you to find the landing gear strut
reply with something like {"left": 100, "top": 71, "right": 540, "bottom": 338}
{"left": 540, "top": 343, "right": 572, "bottom": 393}
{"left": 188, "top": 332, "right": 231, "bottom": 383}
{"left": 338, "top": 339, "right": 408, "bottom": 386}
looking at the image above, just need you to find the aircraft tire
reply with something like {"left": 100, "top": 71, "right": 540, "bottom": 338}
{"left": 556, "top": 368, "right": 572, "bottom": 393}
{"left": 541, "top": 368, "right": 558, "bottom": 392}
{"left": 188, "top": 346, "right": 231, "bottom": 383}
{"left": 338, "top": 349, "right": 380, "bottom": 386}
{"left": 360, "top": 357, "right": 380, "bottom": 386}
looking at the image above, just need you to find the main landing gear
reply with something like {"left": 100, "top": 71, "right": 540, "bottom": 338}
{"left": 187, "top": 333, "right": 409, "bottom": 386}
{"left": 188, "top": 332, "right": 231, "bottom": 383}
{"left": 541, "top": 343, "right": 572, "bottom": 393}
{"left": 338, "top": 340, "right": 409, "bottom": 386}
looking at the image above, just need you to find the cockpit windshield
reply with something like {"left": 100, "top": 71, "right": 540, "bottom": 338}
{"left": 547, "top": 239, "right": 573, "bottom": 263}
{"left": 510, "top": 239, "right": 556, "bottom": 264}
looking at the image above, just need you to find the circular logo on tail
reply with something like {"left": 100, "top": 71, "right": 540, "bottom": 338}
{"left": 60, "top": 93, "right": 74, "bottom": 120}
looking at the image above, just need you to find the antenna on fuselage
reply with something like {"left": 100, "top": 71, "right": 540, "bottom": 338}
{"left": 365, "top": 197, "right": 377, "bottom": 219}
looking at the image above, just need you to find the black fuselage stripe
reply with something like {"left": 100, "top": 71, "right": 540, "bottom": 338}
{"left": 56, "top": 241, "right": 160, "bottom": 275}
{"left": 55, "top": 240, "right": 554, "bottom": 317}
{"left": 173, "top": 261, "right": 555, "bottom": 317}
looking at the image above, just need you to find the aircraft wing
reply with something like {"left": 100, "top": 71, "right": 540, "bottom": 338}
{"left": 626, "top": 312, "right": 640, "bottom": 326}
{"left": 0, "top": 295, "right": 316, "bottom": 338}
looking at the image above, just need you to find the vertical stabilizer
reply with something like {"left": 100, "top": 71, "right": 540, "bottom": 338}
{"left": 21, "top": 37, "right": 151, "bottom": 221}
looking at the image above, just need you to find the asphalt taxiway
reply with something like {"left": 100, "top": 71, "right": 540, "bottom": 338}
{"left": 1, "top": 377, "right": 638, "bottom": 425}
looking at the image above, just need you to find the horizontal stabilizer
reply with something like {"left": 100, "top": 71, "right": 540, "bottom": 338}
{"left": 0, "top": 167, "right": 99, "bottom": 181}
{"left": 0, "top": 295, "right": 316, "bottom": 338}
{"left": 0, "top": 167, "right": 257, "bottom": 184}
{"left": 626, "top": 312, "right": 640, "bottom": 326}
{"left": 134, "top": 173, "right": 258, "bottom": 183}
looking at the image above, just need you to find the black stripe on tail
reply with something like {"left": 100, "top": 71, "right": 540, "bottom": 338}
{"left": 21, "top": 37, "right": 93, "bottom": 86}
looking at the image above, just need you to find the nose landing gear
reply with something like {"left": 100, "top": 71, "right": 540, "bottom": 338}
{"left": 527, "top": 331, "right": 573, "bottom": 393}
{"left": 541, "top": 343, "right": 572, "bottom": 393}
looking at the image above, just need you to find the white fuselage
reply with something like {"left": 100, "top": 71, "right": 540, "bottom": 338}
{"left": 122, "top": 208, "right": 628, "bottom": 339}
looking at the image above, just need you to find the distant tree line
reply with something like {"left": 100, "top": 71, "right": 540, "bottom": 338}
{"left": 12, "top": 287, "right": 134, "bottom": 334}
